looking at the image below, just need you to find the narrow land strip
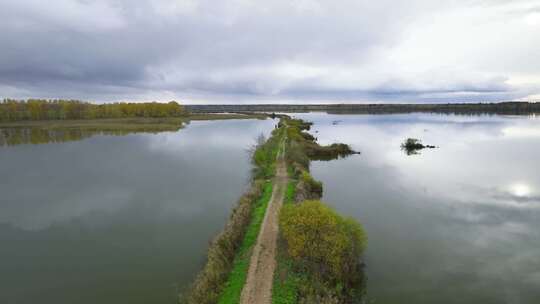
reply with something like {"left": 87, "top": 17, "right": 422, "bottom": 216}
{"left": 240, "top": 135, "right": 288, "bottom": 304}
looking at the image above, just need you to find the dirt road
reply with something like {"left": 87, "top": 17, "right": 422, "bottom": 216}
{"left": 240, "top": 137, "right": 288, "bottom": 304}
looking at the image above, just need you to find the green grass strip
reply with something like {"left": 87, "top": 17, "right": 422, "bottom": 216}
{"left": 284, "top": 179, "right": 297, "bottom": 205}
{"left": 272, "top": 257, "right": 300, "bottom": 304}
{"left": 272, "top": 179, "right": 299, "bottom": 304}
{"left": 218, "top": 181, "right": 274, "bottom": 304}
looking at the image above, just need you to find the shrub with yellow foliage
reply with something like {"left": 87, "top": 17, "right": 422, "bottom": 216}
{"left": 279, "top": 200, "right": 366, "bottom": 294}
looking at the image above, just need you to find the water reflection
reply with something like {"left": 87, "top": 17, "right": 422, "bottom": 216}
{"left": 0, "top": 118, "right": 275, "bottom": 304}
{"left": 0, "top": 125, "right": 183, "bottom": 146}
{"left": 291, "top": 113, "right": 540, "bottom": 304}
{"left": 508, "top": 183, "right": 532, "bottom": 198}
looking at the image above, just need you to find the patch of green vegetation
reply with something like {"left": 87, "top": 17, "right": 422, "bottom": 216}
{"left": 272, "top": 249, "right": 300, "bottom": 304}
{"left": 253, "top": 127, "right": 286, "bottom": 179}
{"left": 282, "top": 117, "right": 357, "bottom": 170}
{"left": 300, "top": 171, "right": 323, "bottom": 198}
{"left": 286, "top": 140, "right": 310, "bottom": 171}
{"left": 303, "top": 142, "right": 357, "bottom": 160}
{"left": 218, "top": 181, "right": 274, "bottom": 304}
{"left": 282, "top": 118, "right": 312, "bottom": 131}
{"left": 286, "top": 165, "right": 295, "bottom": 179}
{"left": 284, "top": 180, "right": 298, "bottom": 205}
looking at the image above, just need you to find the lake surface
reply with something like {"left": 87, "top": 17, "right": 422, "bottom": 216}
{"left": 0, "top": 118, "right": 275, "bottom": 304}
{"left": 292, "top": 112, "right": 540, "bottom": 304}
{"left": 2, "top": 113, "right": 539, "bottom": 304}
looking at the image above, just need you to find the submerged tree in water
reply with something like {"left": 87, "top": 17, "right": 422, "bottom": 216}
{"left": 401, "top": 138, "right": 436, "bottom": 155}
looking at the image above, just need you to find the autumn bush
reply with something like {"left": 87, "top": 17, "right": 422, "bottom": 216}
{"left": 279, "top": 200, "right": 366, "bottom": 301}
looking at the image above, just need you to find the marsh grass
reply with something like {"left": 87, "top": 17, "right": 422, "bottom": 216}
{"left": 182, "top": 180, "right": 267, "bottom": 304}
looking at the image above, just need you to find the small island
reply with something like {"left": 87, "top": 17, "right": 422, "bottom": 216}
{"left": 401, "top": 138, "right": 436, "bottom": 155}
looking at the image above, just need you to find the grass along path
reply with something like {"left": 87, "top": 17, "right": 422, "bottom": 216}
{"left": 239, "top": 135, "right": 288, "bottom": 304}
{"left": 217, "top": 130, "right": 287, "bottom": 304}
{"left": 217, "top": 181, "right": 274, "bottom": 304}
{"left": 271, "top": 179, "right": 300, "bottom": 304}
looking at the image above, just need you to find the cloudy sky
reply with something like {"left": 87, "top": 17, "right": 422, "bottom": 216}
{"left": 1, "top": 0, "right": 539, "bottom": 104}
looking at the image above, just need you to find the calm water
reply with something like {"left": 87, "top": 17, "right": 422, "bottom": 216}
{"left": 0, "top": 119, "right": 275, "bottom": 304}
{"left": 292, "top": 113, "right": 540, "bottom": 304}
{"left": 2, "top": 114, "right": 539, "bottom": 304}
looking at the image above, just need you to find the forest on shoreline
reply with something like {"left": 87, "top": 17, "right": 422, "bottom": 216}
{"left": 0, "top": 99, "right": 186, "bottom": 122}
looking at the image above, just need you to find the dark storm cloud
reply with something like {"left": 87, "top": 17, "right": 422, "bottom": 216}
{"left": 0, "top": 0, "right": 538, "bottom": 103}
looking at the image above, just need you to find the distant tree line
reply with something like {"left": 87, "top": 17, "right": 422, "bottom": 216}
{"left": 187, "top": 102, "right": 540, "bottom": 115}
{"left": 0, "top": 99, "right": 187, "bottom": 122}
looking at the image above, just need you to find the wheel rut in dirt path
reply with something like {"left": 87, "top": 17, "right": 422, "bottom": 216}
{"left": 240, "top": 137, "right": 288, "bottom": 304}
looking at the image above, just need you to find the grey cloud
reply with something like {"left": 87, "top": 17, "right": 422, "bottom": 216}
{"left": 0, "top": 0, "right": 538, "bottom": 103}
{"left": 492, "top": 193, "right": 540, "bottom": 205}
